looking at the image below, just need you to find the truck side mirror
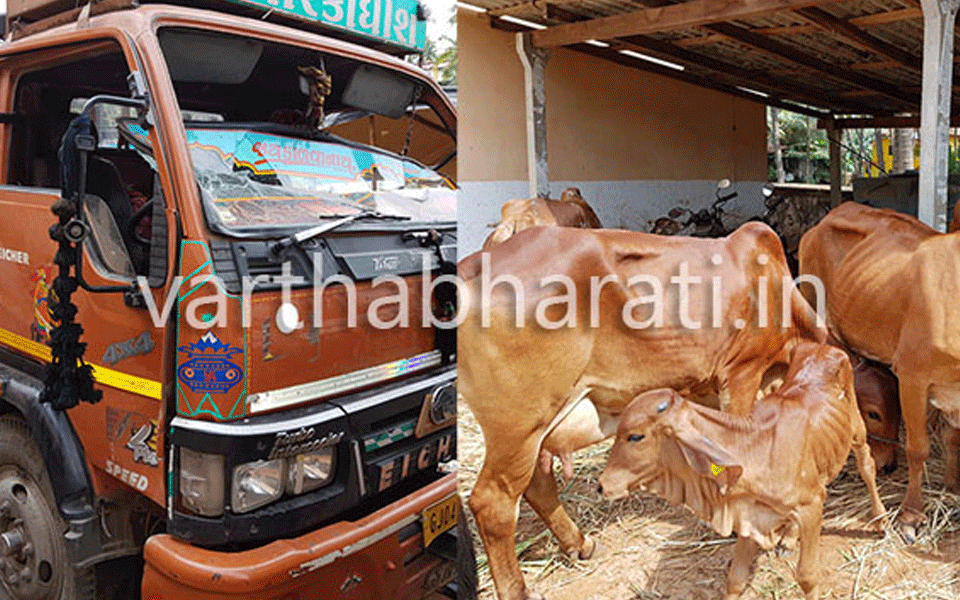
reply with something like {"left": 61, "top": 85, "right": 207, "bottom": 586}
{"left": 58, "top": 94, "right": 148, "bottom": 295}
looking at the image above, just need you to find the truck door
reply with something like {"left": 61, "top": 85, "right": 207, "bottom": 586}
{"left": 0, "top": 38, "right": 174, "bottom": 507}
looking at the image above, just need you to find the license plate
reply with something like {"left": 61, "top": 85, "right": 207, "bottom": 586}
{"left": 422, "top": 493, "right": 459, "bottom": 547}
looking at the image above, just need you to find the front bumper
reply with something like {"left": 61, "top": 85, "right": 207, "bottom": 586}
{"left": 142, "top": 474, "right": 458, "bottom": 600}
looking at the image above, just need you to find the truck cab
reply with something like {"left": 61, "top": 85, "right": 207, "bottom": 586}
{"left": 0, "top": 1, "right": 461, "bottom": 598}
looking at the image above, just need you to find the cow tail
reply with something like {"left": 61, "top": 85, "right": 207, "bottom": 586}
{"left": 790, "top": 284, "right": 827, "bottom": 343}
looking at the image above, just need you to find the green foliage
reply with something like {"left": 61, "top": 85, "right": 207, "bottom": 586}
{"left": 950, "top": 141, "right": 960, "bottom": 176}
{"left": 419, "top": 3, "right": 457, "bottom": 86}
{"left": 768, "top": 107, "right": 889, "bottom": 182}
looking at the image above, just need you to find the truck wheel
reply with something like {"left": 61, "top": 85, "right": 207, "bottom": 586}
{"left": 0, "top": 414, "right": 96, "bottom": 600}
{"left": 456, "top": 511, "right": 478, "bottom": 600}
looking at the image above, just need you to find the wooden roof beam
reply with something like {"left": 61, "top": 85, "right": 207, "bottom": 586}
{"left": 705, "top": 22, "right": 918, "bottom": 107}
{"left": 794, "top": 6, "right": 921, "bottom": 70}
{"left": 570, "top": 42, "right": 834, "bottom": 118}
{"left": 675, "top": 34, "right": 728, "bottom": 46}
{"left": 616, "top": 34, "right": 879, "bottom": 113}
{"left": 542, "top": 1, "right": 876, "bottom": 114}
{"left": 850, "top": 60, "right": 902, "bottom": 70}
{"left": 487, "top": 2, "right": 540, "bottom": 17}
{"left": 753, "top": 24, "right": 818, "bottom": 35}
{"left": 529, "top": 0, "right": 842, "bottom": 48}
{"left": 492, "top": 15, "right": 833, "bottom": 118}
{"left": 760, "top": 7, "right": 921, "bottom": 34}
{"left": 663, "top": 7, "right": 921, "bottom": 46}
{"left": 823, "top": 115, "right": 960, "bottom": 129}
{"left": 850, "top": 7, "right": 922, "bottom": 26}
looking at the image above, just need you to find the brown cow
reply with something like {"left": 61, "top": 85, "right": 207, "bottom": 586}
{"left": 853, "top": 357, "right": 901, "bottom": 474}
{"left": 482, "top": 187, "right": 602, "bottom": 249}
{"left": 597, "top": 343, "right": 886, "bottom": 600}
{"left": 459, "top": 222, "right": 825, "bottom": 600}
{"left": 799, "top": 201, "right": 960, "bottom": 533}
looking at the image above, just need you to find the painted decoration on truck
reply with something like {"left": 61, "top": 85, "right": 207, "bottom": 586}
{"left": 178, "top": 332, "right": 245, "bottom": 394}
{"left": 103, "top": 331, "right": 155, "bottom": 365}
{"left": 224, "top": 0, "right": 426, "bottom": 51}
{"left": 175, "top": 241, "right": 249, "bottom": 421}
{"left": 186, "top": 126, "right": 441, "bottom": 185}
{"left": 106, "top": 408, "right": 160, "bottom": 467}
{"left": 30, "top": 265, "right": 56, "bottom": 344}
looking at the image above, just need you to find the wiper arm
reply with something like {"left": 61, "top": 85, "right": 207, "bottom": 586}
{"left": 270, "top": 211, "right": 409, "bottom": 256}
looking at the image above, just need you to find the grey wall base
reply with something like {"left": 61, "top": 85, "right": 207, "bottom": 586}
{"left": 853, "top": 174, "right": 960, "bottom": 225}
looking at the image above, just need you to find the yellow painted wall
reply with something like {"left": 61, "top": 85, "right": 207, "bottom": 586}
{"left": 868, "top": 135, "right": 919, "bottom": 177}
{"left": 457, "top": 10, "right": 768, "bottom": 184}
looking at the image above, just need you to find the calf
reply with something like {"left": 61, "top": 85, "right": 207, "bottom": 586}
{"left": 599, "top": 342, "right": 886, "bottom": 600}
{"left": 482, "top": 187, "right": 602, "bottom": 249}
{"left": 853, "top": 358, "right": 901, "bottom": 474}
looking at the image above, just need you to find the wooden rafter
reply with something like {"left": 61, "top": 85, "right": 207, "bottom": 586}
{"left": 700, "top": 8, "right": 922, "bottom": 41}
{"left": 837, "top": 89, "right": 883, "bottom": 97}
{"left": 675, "top": 34, "right": 727, "bottom": 46}
{"left": 480, "top": 0, "right": 931, "bottom": 119}
{"left": 529, "top": 0, "right": 841, "bottom": 48}
{"left": 487, "top": 1, "right": 540, "bottom": 17}
{"left": 491, "top": 17, "right": 831, "bottom": 117}
{"left": 851, "top": 7, "right": 922, "bottom": 26}
{"left": 616, "top": 34, "right": 879, "bottom": 113}
{"left": 542, "top": 2, "right": 883, "bottom": 115}
{"left": 753, "top": 24, "right": 818, "bottom": 36}
{"left": 794, "top": 6, "right": 921, "bottom": 70}
{"left": 850, "top": 60, "right": 903, "bottom": 70}
{"left": 705, "top": 22, "right": 918, "bottom": 107}
{"left": 823, "top": 115, "right": 960, "bottom": 129}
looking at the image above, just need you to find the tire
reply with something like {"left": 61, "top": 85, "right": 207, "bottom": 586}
{"left": 0, "top": 414, "right": 96, "bottom": 600}
{"left": 455, "top": 510, "right": 478, "bottom": 600}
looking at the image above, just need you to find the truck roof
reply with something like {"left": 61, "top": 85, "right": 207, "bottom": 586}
{"left": 0, "top": 3, "right": 456, "bottom": 148}
{"left": 0, "top": 3, "right": 428, "bottom": 75}
{"left": 6, "top": 0, "right": 427, "bottom": 55}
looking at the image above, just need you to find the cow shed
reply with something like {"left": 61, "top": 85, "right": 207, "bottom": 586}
{"left": 457, "top": 0, "right": 960, "bottom": 250}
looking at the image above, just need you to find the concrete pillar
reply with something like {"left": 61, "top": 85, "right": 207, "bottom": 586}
{"left": 826, "top": 118, "right": 842, "bottom": 207}
{"left": 918, "top": 0, "right": 960, "bottom": 231}
{"left": 516, "top": 33, "right": 550, "bottom": 198}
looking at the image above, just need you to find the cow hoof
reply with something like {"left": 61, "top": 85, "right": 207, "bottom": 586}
{"left": 899, "top": 524, "right": 918, "bottom": 544}
{"left": 895, "top": 505, "right": 926, "bottom": 533}
{"left": 579, "top": 535, "right": 596, "bottom": 560}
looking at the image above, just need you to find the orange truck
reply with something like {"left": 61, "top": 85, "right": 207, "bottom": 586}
{"left": 0, "top": 0, "right": 467, "bottom": 598}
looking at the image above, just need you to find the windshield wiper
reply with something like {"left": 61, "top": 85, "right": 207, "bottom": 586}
{"left": 270, "top": 211, "right": 409, "bottom": 256}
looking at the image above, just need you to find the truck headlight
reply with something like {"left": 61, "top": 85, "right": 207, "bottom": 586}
{"left": 179, "top": 448, "right": 225, "bottom": 517}
{"left": 286, "top": 448, "right": 335, "bottom": 494}
{"left": 232, "top": 459, "right": 285, "bottom": 513}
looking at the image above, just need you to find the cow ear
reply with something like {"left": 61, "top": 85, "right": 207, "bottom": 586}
{"left": 672, "top": 427, "right": 743, "bottom": 491}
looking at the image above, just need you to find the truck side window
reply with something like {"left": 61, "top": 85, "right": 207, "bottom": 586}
{"left": 8, "top": 48, "right": 161, "bottom": 278}
{"left": 8, "top": 49, "right": 131, "bottom": 187}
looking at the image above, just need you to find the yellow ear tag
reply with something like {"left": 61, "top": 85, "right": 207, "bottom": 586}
{"left": 711, "top": 463, "right": 726, "bottom": 476}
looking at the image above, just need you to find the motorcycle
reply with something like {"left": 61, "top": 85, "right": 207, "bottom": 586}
{"left": 748, "top": 183, "right": 817, "bottom": 276}
{"left": 650, "top": 179, "right": 738, "bottom": 237}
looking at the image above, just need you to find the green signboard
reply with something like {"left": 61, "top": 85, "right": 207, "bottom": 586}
{"left": 227, "top": 0, "right": 426, "bottom": 51}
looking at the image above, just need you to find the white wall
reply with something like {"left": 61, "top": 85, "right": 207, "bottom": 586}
{"left": 458, "top": 180, "right": 767, "bottom": 254}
